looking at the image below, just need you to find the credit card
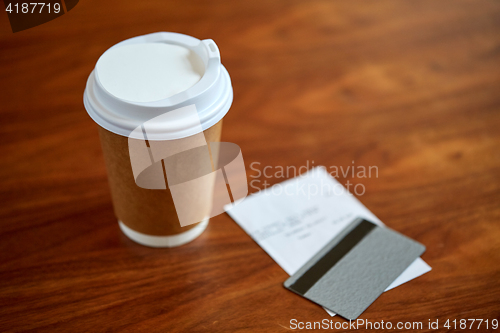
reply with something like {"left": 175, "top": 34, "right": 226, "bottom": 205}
{"left": 284, "top": 218, "right": 426, "bottom": 320}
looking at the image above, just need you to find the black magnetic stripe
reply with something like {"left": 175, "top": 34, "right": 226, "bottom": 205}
{"left": 289, "top": 219, "right": 376, "bottom": 295}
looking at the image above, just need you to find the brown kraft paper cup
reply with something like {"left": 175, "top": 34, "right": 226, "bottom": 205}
{"left": 83, "top": 32, "right": 234, "bottom": 247}
{"left": 98, "top": 120, "right": 222, "bottom": 237}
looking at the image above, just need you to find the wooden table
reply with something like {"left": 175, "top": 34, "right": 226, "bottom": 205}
{"left": 1, "top": 0, "right": 499, "bottom": 331}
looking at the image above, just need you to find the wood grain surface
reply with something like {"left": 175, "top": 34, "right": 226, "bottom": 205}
{"left": 1, "top": 0, "right": 499, "bottom": 332}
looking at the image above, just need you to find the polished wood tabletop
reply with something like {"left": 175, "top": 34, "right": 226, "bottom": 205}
{"left": 1, "top": 0, "right": 499, "bottom": 332}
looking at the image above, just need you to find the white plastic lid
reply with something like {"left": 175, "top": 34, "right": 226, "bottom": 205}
{"left": 96, "top": 43, "right": 205, "bottom": 103}
{"left": 83, "top": 32, "right": 233, "bottom": 140}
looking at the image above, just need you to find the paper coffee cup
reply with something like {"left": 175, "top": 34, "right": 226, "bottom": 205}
{"left": 83, "top": 32, "right": 233, "bottom": 247}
